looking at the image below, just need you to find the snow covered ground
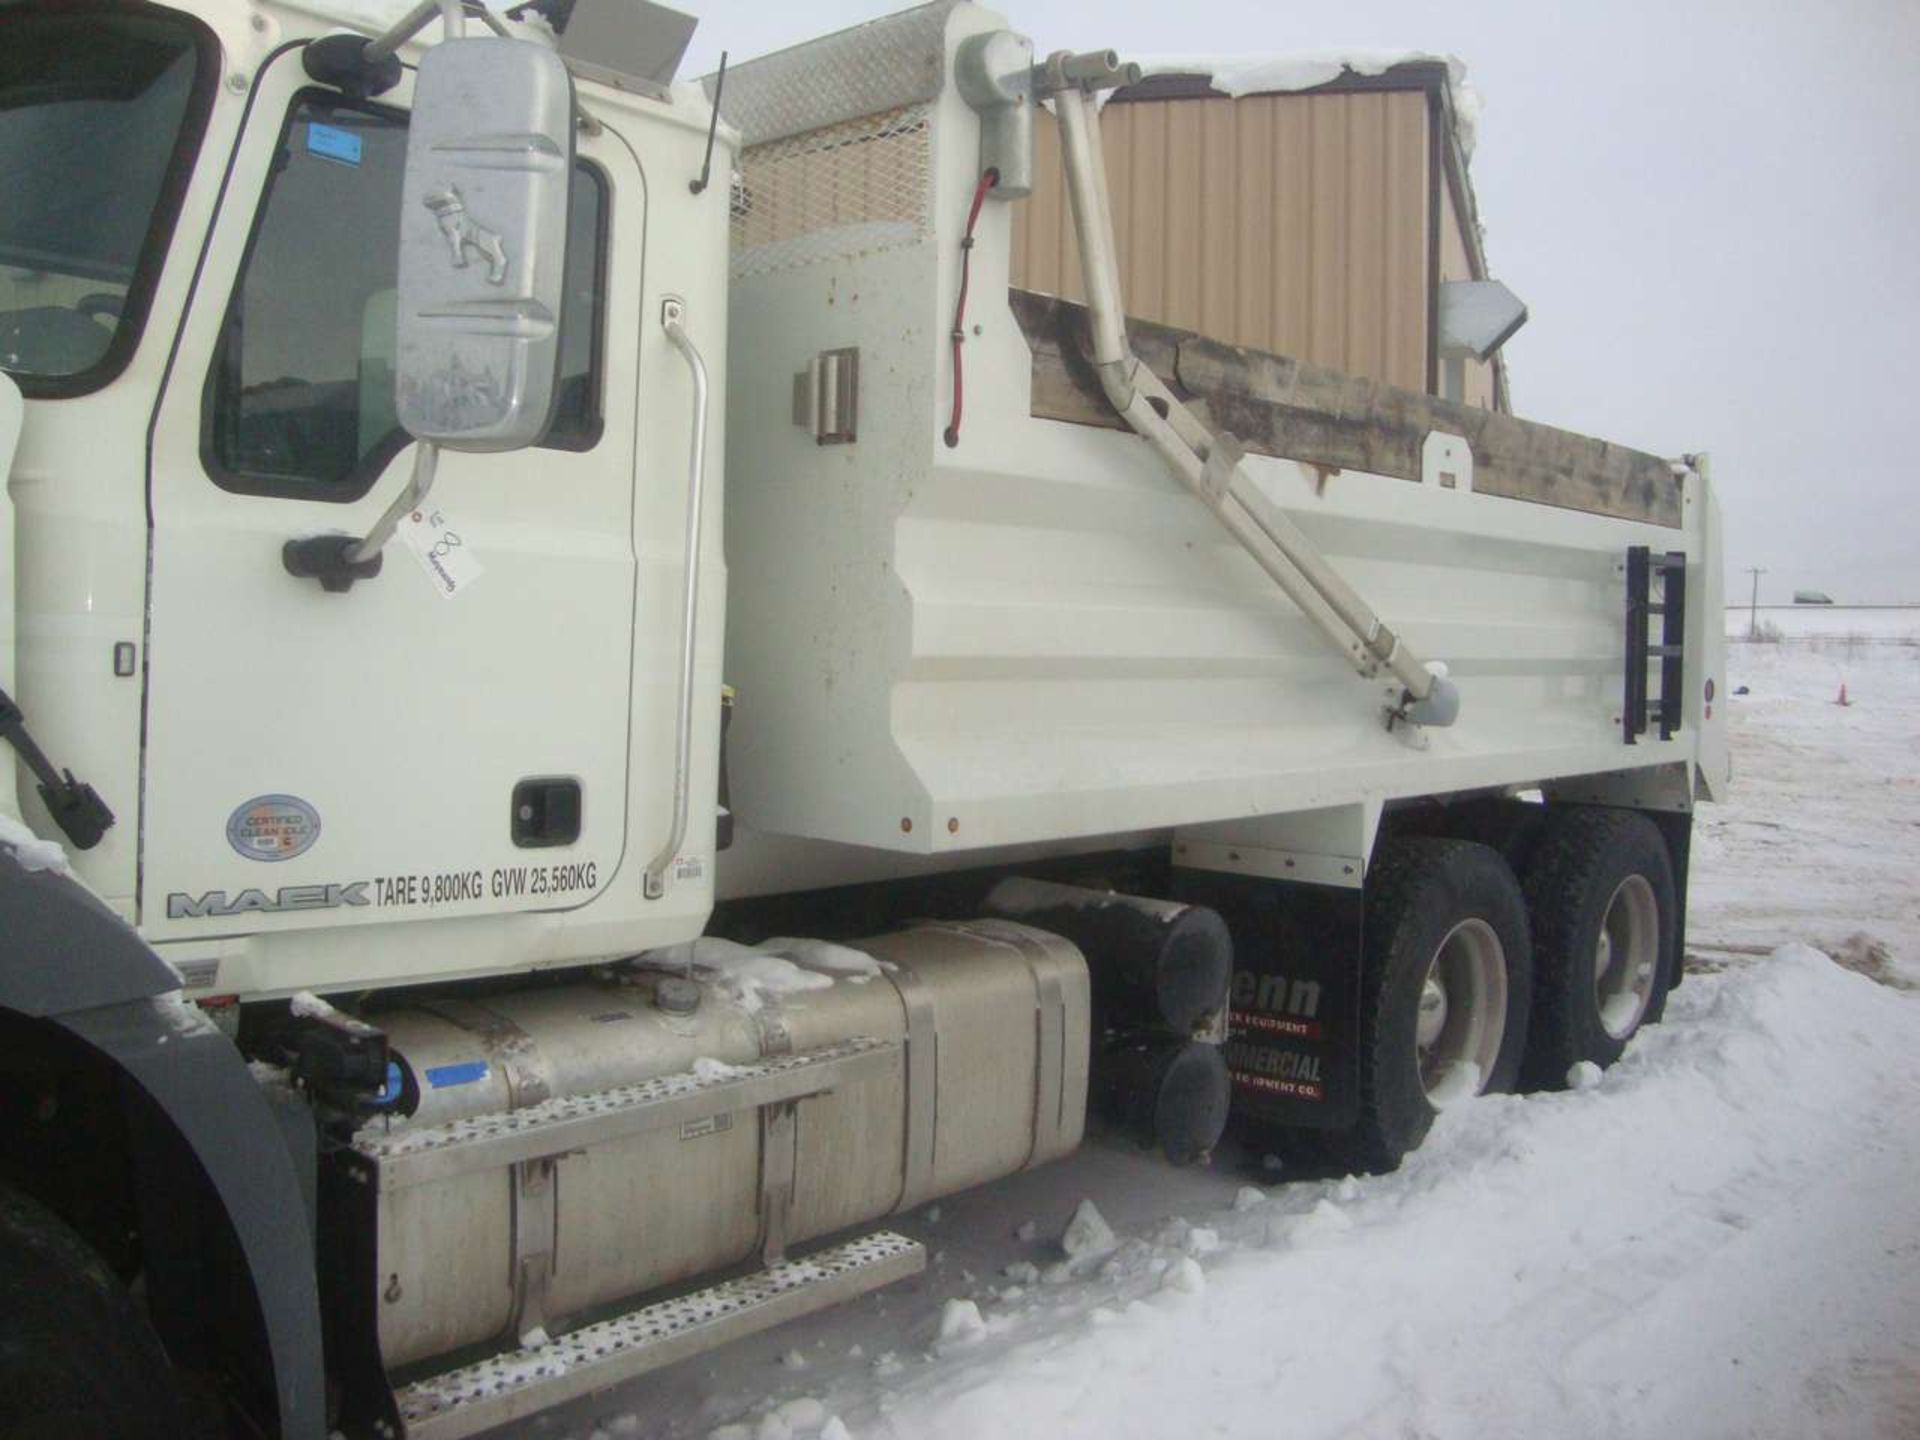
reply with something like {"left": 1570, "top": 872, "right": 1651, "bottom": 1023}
{"left": 521, "top": 641, "right": 1920, "bottom": 1440}
{"left": 1724, "top": 604, "right": 1920, "bottom": 644}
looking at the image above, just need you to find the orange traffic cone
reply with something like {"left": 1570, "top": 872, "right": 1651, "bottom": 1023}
{"left": 1835, "top": 682, "right": 1851, "bottom": 707}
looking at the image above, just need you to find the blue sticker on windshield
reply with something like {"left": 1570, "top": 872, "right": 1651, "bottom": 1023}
{"left": 307, "top": 122, "right": 362, "bottom": 167}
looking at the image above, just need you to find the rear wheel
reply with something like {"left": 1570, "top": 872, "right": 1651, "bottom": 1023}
{"left": 1337, "top": 838, "right": 1532, "bottom": 1173}
{"left": 1519, "top": 807, "right": 1677, "bottom": 1089}
{"left": 0, "top": 1184, "right": 186, "bottom": 1440}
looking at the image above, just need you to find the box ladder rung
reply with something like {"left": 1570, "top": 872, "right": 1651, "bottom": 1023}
{"left": 1623, "top": 545, "right": 1687, "bottom": 744}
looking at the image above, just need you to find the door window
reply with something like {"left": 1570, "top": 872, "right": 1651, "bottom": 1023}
{"left": 203, "top": 92, "right": 606, "bottom": 500}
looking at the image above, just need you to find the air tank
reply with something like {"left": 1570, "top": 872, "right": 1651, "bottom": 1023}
{"left": 983, "top": 876, "right": 1233, "bottom": 1036}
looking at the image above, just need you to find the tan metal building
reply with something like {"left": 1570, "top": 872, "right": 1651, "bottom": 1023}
{"left": 1009, "top": 64, "right": 1509, "bottom": 412}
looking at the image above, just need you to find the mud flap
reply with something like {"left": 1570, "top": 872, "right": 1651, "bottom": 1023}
{"left": 1172, "top": 871, "right": 1362, "bottom": 1131}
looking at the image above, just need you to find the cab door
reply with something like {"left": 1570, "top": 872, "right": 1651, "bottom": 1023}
{"left": 142, "top": 47, "right": 643, "bottom": 953}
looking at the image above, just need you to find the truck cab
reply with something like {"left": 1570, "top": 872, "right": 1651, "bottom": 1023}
{"left": 2, "top": 0, "right": 731, "bottom": 1001}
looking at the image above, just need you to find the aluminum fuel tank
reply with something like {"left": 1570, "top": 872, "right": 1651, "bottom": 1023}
{"left": 360, "top": 919, "right": 1088, "bottom": 1368}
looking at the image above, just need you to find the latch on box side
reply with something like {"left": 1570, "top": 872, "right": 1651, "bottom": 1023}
{"left": 792, "top": 347, "right": 859, "bottom": 444}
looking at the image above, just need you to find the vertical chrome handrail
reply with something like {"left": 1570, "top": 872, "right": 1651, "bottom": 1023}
{"left": 644, "top": 298, "right": 710, "bottom": 899}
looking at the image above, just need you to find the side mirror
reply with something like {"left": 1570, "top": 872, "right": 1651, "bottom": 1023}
{"left": 396, "top": 38, "right": 574, "bottom": 452}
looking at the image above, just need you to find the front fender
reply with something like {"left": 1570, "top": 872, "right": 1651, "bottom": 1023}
{"left": 2, "top": 849, "right": 326, "bottom": 1440}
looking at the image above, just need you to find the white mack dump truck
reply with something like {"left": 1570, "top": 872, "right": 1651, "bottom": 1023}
{"left": 0, "top": 0, "right": 1729, "bottom": 1434}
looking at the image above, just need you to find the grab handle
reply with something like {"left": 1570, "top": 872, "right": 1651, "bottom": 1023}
{"left": 644, "top": 298, "right": 711, "bottom": 900}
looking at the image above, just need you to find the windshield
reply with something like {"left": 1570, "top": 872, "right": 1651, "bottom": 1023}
{"left": 0, "top": 6, "right": 211, "bottom": 395}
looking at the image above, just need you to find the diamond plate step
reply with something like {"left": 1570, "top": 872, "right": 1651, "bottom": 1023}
{"left": 395, "top": 1231, "right": 925, "bottom": 1440}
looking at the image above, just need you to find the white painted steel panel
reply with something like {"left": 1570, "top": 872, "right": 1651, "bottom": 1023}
{"left": 718, "top": 3, "right": 1721, "bottom": 865}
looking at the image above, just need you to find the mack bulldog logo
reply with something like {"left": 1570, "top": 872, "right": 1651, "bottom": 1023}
{"left": 423, "top": 183, "right": 508, "bottom": 285}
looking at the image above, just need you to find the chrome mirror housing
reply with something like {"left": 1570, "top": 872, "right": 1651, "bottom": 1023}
{"left": 395, "top": 37, "right": 574, "bottom": 452}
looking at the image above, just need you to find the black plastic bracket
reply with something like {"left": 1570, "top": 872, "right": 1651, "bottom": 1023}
{"left": 301, "top": 32, "right": 403, "bottom": 99}
{"left": 283, "top": 534, "right": 382, "bottom": 594}
{"left": 265, "top": 1003, "right": 395, "bottom": 1134}
{"left": 0, "top": 684, "right": 115, "bottom": 850}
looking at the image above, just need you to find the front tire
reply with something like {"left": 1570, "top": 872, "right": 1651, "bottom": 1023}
{"left": 1337, "top": 838, "right": 1532, "bottom": 1173}
{"left": 0, "top": 1184, "right": 186, "bottom": 1440}
{"left": 1519, "top": 807, "right": 1677, "bottom": 1089}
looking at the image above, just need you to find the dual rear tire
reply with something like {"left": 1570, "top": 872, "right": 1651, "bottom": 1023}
{"left": 1341, "top": 838, "right": 1532, "bottom": 1173}
{"left": 1518, "top": 808, "right": 1677, "bottom": 1089}
{"left": 1333, "top": 809, "right": 1677, "bottom": 1173}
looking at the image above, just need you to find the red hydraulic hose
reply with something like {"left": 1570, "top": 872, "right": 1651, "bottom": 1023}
{"left": 943, "top": 166, "right": 999, "bottom": 448}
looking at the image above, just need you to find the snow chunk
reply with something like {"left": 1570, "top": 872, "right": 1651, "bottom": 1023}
{"left": 290, "top": 990, "right": 343, "bottom": 1021}
{"left": 1185, "top": 1226, "right": 1222, "bottom": 1257}
{"left": 1004, "top": 1260, "right": 1040, "bottom": 1284}
{"left": 774, "top": 1396, "right": 827, "bottom": 1430}
{"left": 759, "top": 936, "right": 887, "bottom": 981}
{"left": 986, "top": 876, "right": 1186, "bottom": 921}
{"left": 1567, "top": 1059, "right": 1604, "bottom": 1091}
{"left": 694, "top": 1056, "right": 749, "bottom": 1082}
{"left": 247, "top": 1059, "right": 293, "bottom": 1088}
{"left": 1276, "top": 1198, "right": 1355, "bottom": 1251}
{"left": 1097, "top": 1238, "right": 1156, "bottom": 1283}
{"left": 1232, "top": 1186, "right": 1268, "bottom": 1213}
{"left": 1426, "top": 1059, "right": 1482, "bottom": 1109}
{"left": 935, "top": 1298, "right": 988, "bottom": 1349}
{"left": 1600, "top": 992, "right": 1646, "bottom": 1035}
{"left": 1014, "top": 1219, "right": 1039, "bottom": 1243}
{"left": 1061, "top": 1199, "right": 1119, "bottom": 1267}
{"left": 153, "top": 993, "right": 219, "bottom": 1039}
{"left": 0, "top": 814, "right": 70, "bottom": 874}
{"left": 820, "top": 1420, "right": 853, "bottom": 1440}
{"left": 665, "top": 938, "right": 837, "bottom": 1014}
{"left": 708, "top": 1427, "right": 751, "bottom": 1440}
{"left": 777, "top": 1347, "right": 809, "bottom": 1371}
{"left": 1161, "top": 1256, "right": 1207, "bottom": 1295}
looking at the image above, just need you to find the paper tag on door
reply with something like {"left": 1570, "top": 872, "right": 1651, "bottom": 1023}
{"left": 398, "top": 506, "right": 483, "bottom": 599}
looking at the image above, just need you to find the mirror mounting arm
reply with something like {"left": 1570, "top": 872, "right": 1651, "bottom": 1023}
{"left": 282, "top": 443, "right": 439, "bottom": 594}
{"left": 364, "top": 0, "right": 465, "bottom": 65}
{"left": 307, "top": 0, "right": 467, "bottom": 98}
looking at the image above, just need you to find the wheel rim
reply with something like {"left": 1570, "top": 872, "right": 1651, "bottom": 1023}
{"left": 1415, "top": 918, "right": 1508, "bottom": 1104}
{"left": 1595, "top": 873, "right": 1659, "bottom": 1040}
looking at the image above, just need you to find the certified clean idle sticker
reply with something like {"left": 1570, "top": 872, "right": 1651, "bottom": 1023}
{"left": 227, "top": 795, "right": 321, "bottom": 862}
{"left": 399, "top": 506, "right": 484, "bottom": 598}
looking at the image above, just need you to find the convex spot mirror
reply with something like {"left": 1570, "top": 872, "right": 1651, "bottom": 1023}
{"left": 396, "top": 37, "right": 574, "bottom": 452}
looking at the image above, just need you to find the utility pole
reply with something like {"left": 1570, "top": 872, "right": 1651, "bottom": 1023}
{"left": 1746, "top": 567, "right": 1766, "bottom": 639}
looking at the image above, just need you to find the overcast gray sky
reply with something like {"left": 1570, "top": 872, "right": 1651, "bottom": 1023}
{"left": 685, "top": 0, "right": 1919, "bottom": 604}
